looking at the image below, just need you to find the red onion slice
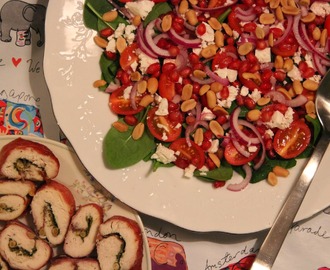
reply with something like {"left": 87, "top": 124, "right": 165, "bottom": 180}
{"left": 168, "top": 28, "right": 201, "bottom": 48}
{"left": 204, "top": 66, "right": 230, "bottom": 86}
{"left": 227, "top": 164, "right": 252, "bottom": 191}
{"left": 137, "top": 24, "right": 158, "bottom": 59}
{"left": 273, "top": 15, "right": 293, "bottom": 46}
{"left": 230, "top": 107, "right": 260, "bottom": 145}
{"left": 192, "top": 0, "right": 238, "bottom": 12}
{"left": 144, "top": 20, "right": 172, "bottom": 58}
{"left": 265, "top": 91, "right": 308, "bottom": 107}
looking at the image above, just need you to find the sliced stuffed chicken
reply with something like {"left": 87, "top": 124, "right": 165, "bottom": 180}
{"left": 49, "top": 257, "right": 100, "bottom": 270}
{"left": 0, "top": 137, "right": 59, "bottom": 181}
{"left": 0, "top": 221, "right": 52, "bottom": 270}
{"left": 64, "top": 203, "right": 104, "bottom": 258}
{"left": 30, "top": 180, "right": 75, "bottom": 246}
{"left": 96, "top": 215, "right": 143, "bottom": 270}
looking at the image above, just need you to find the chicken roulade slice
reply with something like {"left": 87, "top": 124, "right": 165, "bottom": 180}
{"left": 49, "top": 257, "right": 100, "bottom": 270}
{"left": 97, "top": 215, "right": 143, "bottom": 270}
{"left": 30, "top": 180, "right": 76, "bottom": 246}
{"left": 0, "top": 137, "right": 59, "bottom": 181}
{"left": 64, "top": 203, "right": 104, "bottom": 258}
{"left": 0, "top": 180, "right": 36, "bottom": 220}
{"left": 0, "top": 221, "right": 52, "bottom": 270}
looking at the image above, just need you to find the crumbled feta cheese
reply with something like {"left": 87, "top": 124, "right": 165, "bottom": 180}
{"left": 138, "top": 51, "right": 159, "bottom": 74}
{"left": 287, "top": 65, "right": 303, "bottom": 81}
{"left": 240, "top": 86, "right": 249, "bottom": 96}
{"left": 196, "top": 22, "right": 215, "bottom": 48}
{"left": 214, "top": 68, "right": 238, "bottom": 82}
{"left": 304, "top": 53, "right": 315, "bottom": 69}
{"left": 248, "top": 146, "right": 258, "bottom": 153}
{"left": 265, "top": 129, "right": 274, "bottom": 138}
{"left": 114, "top": 23, "right": 126, "bottom": 38}
{"left": 162, "top": 132, "right": 168, "bottom": 141}
{"left": 184, "top": 164, "right": 196, "bottom": 178}
{"left": 125, "top": 0, "right": 155, "bottom": 20}
{"left": 155, "top": 98, "right": 169, "bottom": 116}
{"left": 310, "top": 74, "right": 322, "bottom": 83}
{"left": 249, "top": 89, "right": 261, "bottom": 102}
{"left": 157, "top": 123, "right": 169, "bottom": 132}
{"left": 232, "top": 30, "right": 240, "bottom": 39}
{"left": 310, "top": 1, "right": 330, "bottom": 17}
{"left": 208, "top": 139, "right": 219, "bottom": 153}
{"left": 265, "top": 107, "right": 294, "bottom": 129}
{"left": 123, "top": 86, "right": 132, "bottom": 100}
{"left": 106, "top": 37, "right": 116, "bottom": 53}
{"left": 151, "top": 144, "right": 177, "bottom": 164}
{"left": 292, "top": 50, "right": 302, "bottom": 65}
{"left": 217, "top": 86, "right": 238, "bottom": 108}
{"left": 201, "top": 107, "right": 216, "bottom": 121}
{"left": 255, "top": 48, "right": 271, "bottom": 63}
{"left": 124, "top": 24, "right": 136, "bottom": 44}
{"left": 270, "top": 22, "right": 285, "bottom": 31}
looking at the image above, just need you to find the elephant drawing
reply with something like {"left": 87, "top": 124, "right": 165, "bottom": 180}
{"left": 0, "top": 0, "right": 46, "bottom": 47}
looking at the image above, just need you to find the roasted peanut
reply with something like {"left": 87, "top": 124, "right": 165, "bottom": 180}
{"left": 147, "top": 77, "right": 158, "bottom": 94}
{"left": 181, "top": 99, "right": 197, "bottom": 112}
{"left": 139, "top": 95, "right": 154, "bottom": 107}
{"left": 208, "top": 153, "right": 221, "bottom": 168}
{"left": 132, "top": 123, "right": 145, "bottom": 140}
{"left": 185, "top": 9, "right": 198, "bottom": 26}
{"left": 267, "top": 171, "right": 278, "bottom": 186}
{"left": 208, "top": 17, "right": 222, "bottom": 30}
{"left": 194, "top": 128, "right": 204, "bottom": 145}
{"left": 303, "top": 79, "right": 319, "bottom": 91}
{"left": 102, "top": 10, "right": 118, "bottom": 22}
{"left": 259, "top": 13, "right": 276, "bottom": 24}
{"left": 209, "top": 120, "right": 224, "bottom": 137}
{"left": 93, "top": 79, "right": 107, "bottom": 88}
{"left": 206, "top": 90, "right": 217, "bottom": 108}
{"left": 162, "top": 14, "right": 172, "bottom": 32}
{"left": 273, "top": 166, "right": 289, "bottom": 177}
{"left": 182, "top": 84, "right": 193, "bottom": 100}
{"left": 246, "top": 109, "right": 261, "bottom": 122}
{"left": 93, "top": 36, "right": 108, "bottom": 48}
{"left": 201, "top": 44, "right": 218, "bottom": 58}
{"left": 112, "top": 121, "right": 129, "bottom": 132}
{"left": 238, "top": 42, "right": 253, "bottom": 55}
{"left": 137, "top": 80, "right": 147, "bottom": 93}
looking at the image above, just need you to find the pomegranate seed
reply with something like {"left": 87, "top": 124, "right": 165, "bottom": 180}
{"left": 244, "top": 96, "right": 256, "bottom": 110}
{"left": 186, "top": 115, "right": 196, "bottom": 125}
{"left": 196, "top": 23, "right": 207, "bottom": 36}
{"left": 124, "top": 115, "right": 138, "bottom": 126}
{"left": 169, "top": 46, "right": 180, "bottom": 57}
{"left": 236, "top": 95, "right": 244, "bottom": 106}
{"left": 201, "top": 139, "right": 212, "bottom": 150}
{"left": 213, "top": 181, "right": 226, "bottom": 188}
{"left": 99, "top": 28, "right": 114, "bottom": 38}
{"left": 169, "top": 70, "right": 180, "bottom": 82}
{"left": 220, "top": 86, "right": 229, "bottom": 99}
{"left": 216, "top": 115, "right": 227, "bottom": 125}
{"left": 204, "top": 130, "right": 213, "bottom": 140}
{"left": 189, "top": 53, "right": 200, "bottom": 64}
{"left": 104, "top": 51, "right": 117, "bottom": 60}
{"left": 256, "top": 40, "right": 267, "bottom": 50}
{"left": 273, "top": 70, "right": 286, "bottom": 81}
{"left": 146, "top": 63, "right": 161, "bottom": 75}
{"left": 175, "top": 83, "right": 183, "bottom": 95}
{"left": 180, "top": 66, "right": 193, "bottom": 78}
{"left": 162, "top": 62, "right": 176, "bottom": 73}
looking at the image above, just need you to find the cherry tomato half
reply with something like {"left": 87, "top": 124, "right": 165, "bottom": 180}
{"left": 271, "top": 33, "right": 299, "bottom": 57}
{"left": 109, "top": 86, "right": 144, "bottom": 115}
{"left": 119, "top": 43, "right": 138, "bottom": 71}
{"left": 224, "top": 140, "right": 260, "bottom": 166}
{"left": 146, "top": 107, "right": 182, "bottom": 142}
{"left": 325, "top": 15, "right": 330, "bottom": 36}
{"left": 159, "top": 73, "right": 176, "bottom": 101}
{"left": 169, "top": 138, "right": 205, "bottom": 169}
{"left": 273, "top": 120, "right": 311, "bottom": 159}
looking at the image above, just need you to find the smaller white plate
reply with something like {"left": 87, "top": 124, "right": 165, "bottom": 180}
{"left": 0, "top": 135, "right": 151, "bottom": 269}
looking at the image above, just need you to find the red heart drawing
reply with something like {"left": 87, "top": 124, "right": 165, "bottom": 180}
{"left": 12, "top": 57, "right": 22, "bottom": 67}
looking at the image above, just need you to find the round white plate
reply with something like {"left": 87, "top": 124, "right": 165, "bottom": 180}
{"left": 0, "top": 135, "right": 151, "bottom": 269}
{"left": 44, "top": 0, "right": 330, "bottom": 233}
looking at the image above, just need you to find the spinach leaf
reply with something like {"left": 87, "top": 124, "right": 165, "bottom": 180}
{"left": 194, "top": 162, "right": 233, "bottom": 182}
{"left": 306, "top": 114, "right": 322, "bottom": 143}
{"left": 84, "top": 0, "right": 127, "bottom": 31}
{"left": 242, "top": 158, "right": 297, "bottom": 184}
{"left": 152, "top": 160, "right": 175, "bottom": 171}
{"left": 100, "top": 53, "right": 119, "bottom": 84}
{"left": 143, "top": 2, "right": 172, "bottom": 27}
{"left": 103, "top": 119, "right": 156, "bottom": 169}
